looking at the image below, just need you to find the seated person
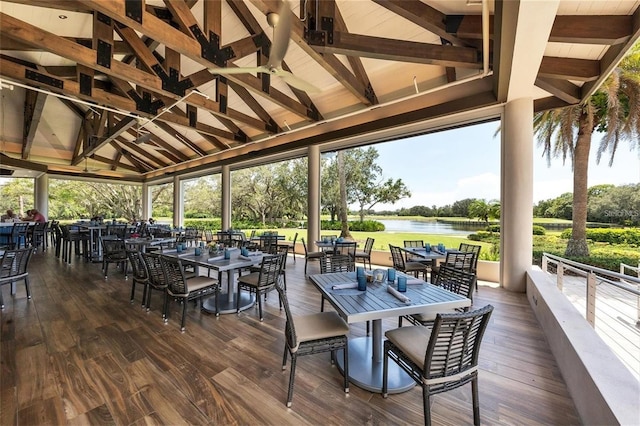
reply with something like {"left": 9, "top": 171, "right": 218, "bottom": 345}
{"left": 28, "top": 209, "right": 46, "bottom": 223}
{"left": 1, "top": 209, "right": 19, "bottom": 222}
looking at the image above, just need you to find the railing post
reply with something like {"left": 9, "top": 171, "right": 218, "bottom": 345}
{"left": 586, "top": 272, "right": 596, "bottom": 327}
{"left": 542, "top": 255, "right": 547, "bottom": 272}
{"left": 557, "top": 262, "right": 564, "bottom": 291}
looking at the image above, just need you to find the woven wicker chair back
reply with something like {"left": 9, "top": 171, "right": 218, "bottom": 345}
{"left": 403, "top": 240, "right": 424, "bottom": 248}
{"left": 423, "top": 305, "right": 493, "bottom": 384}
{"left": 389, "top": 245, "right": 406, "bottom": 270}
{"left": 333, "top": 241, "right": 356, "bottom": 259}
{"left": 320, "top": 253, "right": 351, "bottom": 274}
{"left": 257, "top": 253, "right": 284, "bottom": 287}
{"left": 458, "top": 243, "right": 482, "bottom": 271}
{"left": 159, "top": 256, "right": 189, "bottom": 296}
{"left": 434, "top": 265, "right": 476, "bottom": 300}
{"left": 443, "top": 251, "right": 475, "bottom": 272}
{"left": 363, "top": 237, "right": 375, "bottom": 254}
{"left": 126, "top": 249, "right": 147, "bottom": 281}
{"left": 0, "top": 247, "right": 32, "bottom": 280}
{"left": 100, "top": 238, "right": 126, "bottom": 261}
{"left": 259, "top": 235, "right": 280, "bottom": 254}
{"left": 274, "top": 277, "right": 298, "bottom": 349}
{"left": 141, "top": 252, "right": 167, "bottom": 289}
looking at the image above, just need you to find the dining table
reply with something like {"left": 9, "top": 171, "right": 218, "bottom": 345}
{"left": 309, "top": 271, "right": 471, "bottom": 394}
{"left": 399, "top": 246, "right": 448, "bottom": 265}
{"left": 162, "top": 248, "right": 263, "bottom": 314}
{"left": 125, "top": 237, "right": 176, "bottom": 253}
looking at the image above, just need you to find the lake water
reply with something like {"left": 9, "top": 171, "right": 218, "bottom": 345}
{"left": 377, "top": 219, "right": 480, "bottom": 235}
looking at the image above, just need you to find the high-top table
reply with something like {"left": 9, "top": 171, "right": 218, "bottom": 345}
{"left": 162, "top": 248, "right": 263, "bottom": 314}
{"left": 310, "top": 271, "right": 471, "bottom": 394}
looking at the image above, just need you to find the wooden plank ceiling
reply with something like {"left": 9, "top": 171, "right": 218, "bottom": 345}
{"left": 0, "top": 0, "right": 638, "bottom": 181}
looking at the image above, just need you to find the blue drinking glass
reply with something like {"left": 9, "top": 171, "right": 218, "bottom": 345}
{"left": 356, "top": 266, "right": 365, "bottom": 278}
{"left": 425, "top": 243, "right": 431, "bottom": 253}
{"left": 194, "top": 247, "right": 201, "bottom": 256}
{"left": 357, "top": 275, "right": 367, "bottom": 291}
{"left": 397, "top": 276, "right": 407, "bottom": 292}
{"left": 387, "top": 268, "right": 396, "bottom": 283}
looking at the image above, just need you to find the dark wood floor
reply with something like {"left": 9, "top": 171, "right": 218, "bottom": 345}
{"left": 1, "top": 248, "right": 581, "bottom": 425}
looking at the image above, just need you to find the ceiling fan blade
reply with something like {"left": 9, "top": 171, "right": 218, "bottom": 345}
{"left": 133, "top": 132, "right": 152, "bottom": 145}
{"left": 208, "top": 66, "right": 268, "bottom": 75}
{"left": 275, "top": 69, "right": 321, "bottom": 93}
{"left": 267, "top": 1, "right": 292, "bottom": 69}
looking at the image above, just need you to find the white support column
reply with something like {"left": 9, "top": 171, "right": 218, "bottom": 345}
{"left": 500, "top": 97, "right": 534, "bottom": 292}
{"left": 173, "top": 175, "right": 184, "bottom": 228}
{"left": 34, "top": 174, "right": 48, "bottom": 219}
{"left": 307, "top": 145, "right": 321, "bottom": 249}
{"left": 221, "top": 165, "right": 231, "bottom": 230}
{"left": 141, "top": 182, "right": 151, "bottom": 221}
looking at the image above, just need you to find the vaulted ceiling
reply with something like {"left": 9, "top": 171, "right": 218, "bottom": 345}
{"left": 0, "top": 0, "right": 639, "bottom": 181}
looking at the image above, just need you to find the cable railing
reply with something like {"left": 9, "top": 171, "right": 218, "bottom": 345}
{"left": 541, "top": 253, "right": 640, "bottom": 379}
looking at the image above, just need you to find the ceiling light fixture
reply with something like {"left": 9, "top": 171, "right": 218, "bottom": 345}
{"left": 413, "top": 76, "right": 419, "bottom": 94}
{"left": 0, "top": 82, "right": 14, "bottom": 90}
{"left": 58, "top": 15, "right": 68, "bottom": 19}
{"left": 466, "top": 0, "right": 482, "bottom": 5}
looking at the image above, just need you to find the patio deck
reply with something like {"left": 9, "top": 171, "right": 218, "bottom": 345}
{"left": 0, "top": 250, "right": 580, "bottom": 425}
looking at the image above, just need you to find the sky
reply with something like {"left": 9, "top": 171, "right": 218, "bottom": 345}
{"left": 372, "top": 121, "right": 640, "bottom": 211}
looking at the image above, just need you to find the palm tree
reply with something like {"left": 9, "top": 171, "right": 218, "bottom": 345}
{"left": 534, "top": 43, "right": 640, "bottom": 257}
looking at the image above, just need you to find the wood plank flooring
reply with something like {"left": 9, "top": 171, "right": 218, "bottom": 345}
{"left": 1, "top": 249, "right": 581, "bottom": 425}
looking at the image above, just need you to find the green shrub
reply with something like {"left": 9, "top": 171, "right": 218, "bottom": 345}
{"left": 320, "top": 220, "right": 385, "bottom": 232}
{"left": 560, "top": 228, "right": 640, "bottom": 245}
{"left": 348, "top": 220, "right": 385, "bottom": 232}
{"left": 532, "top": 225, "right": 546, "bottom": 235}
{"left": 486, "top": 224, "right": 500, "bottom": 233}
{"left": 468, "top": 231, "right": 493, "bottom": 241}
{"left": 532, "top": 235, "right": 640, "bottom": 272}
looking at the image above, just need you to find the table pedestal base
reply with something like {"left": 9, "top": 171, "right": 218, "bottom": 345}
{"left": 202, "top": 292, "right": 255, "bottom": 314}
{"left": 335, "top": 336, "right": 415, "bottom": 394}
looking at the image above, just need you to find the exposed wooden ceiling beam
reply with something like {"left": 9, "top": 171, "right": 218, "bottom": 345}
{"left": 580, "top": 7, "right": 640, "bottom": 100}
{"left": 310, "top": 32, "right": 481, "bottom": 68}
{"left": 22, "top": 89, "right": 47, "bottom": 160}
{"left": 76, "top": 0, "right": 312, "bottom": 121}
{"left": 227, "top": 0, "right": 327, "bottom": 114}
{"left": 549, "top": 16, "right": 633, "bottom": 45}
{"left": 0, "top": 11, "right": 272, "bottom": 133}
{"left": 0, "top": 38, "right": 132, "bottom": 54}
{"left": 246, "top": 0, "right": 374, "bottom": 105}
{"left": 372, "top": 0, "right": 469, "bottom": 47}
{"left": 538, "top": 57, "right": 600, "bottom": 82}
{"left": 456, "top": 14, "right": 632, "bottom": 45}
{"left": 80, "top": 117, "right": 137, "bottom": 162}
{"left": 535, "top": 77, "right": 581, "bottom": 104}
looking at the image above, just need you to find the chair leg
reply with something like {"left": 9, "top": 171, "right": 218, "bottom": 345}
{"left": 180, "top": 299, "right": 187, "bottom": 332}
{"left": 162, "top": 292, "right": 169, "bottom": 321}
{"left": 320, "top": 296, "right": 325, "bottom": 312}
{"left": 304, "top": 259, "right": 308, "bottom": 275}
{"left": 141, "top": 283, "right": 148, "bottom": 308}
{"left": 257, "top": 290, "right": 264, "bottom": 321}
{"left": 472, "top": 376, "right": 480, "bottom": 425}
{"left": 130, "top": 279, "right": 136, "bottom": 303}
{"left": 382, "top": 348, "right": 389, "bottom": 398}
{"left": 282, "top": 346, "right": 288, "bottom": 370}
{"left": 343, "top": 340, "right": 349, "bottom": 394}
{"left": 423, "top": 387, "right": 432, "bottom": 426}
{"left": 25, "top": 277, "right": 31, "bottom": 300}
{"left": 286, "top": 353, "right": 297, "bottom": 407}
{"left": 0, "top": 287, "right": 4, "bottom": 309}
